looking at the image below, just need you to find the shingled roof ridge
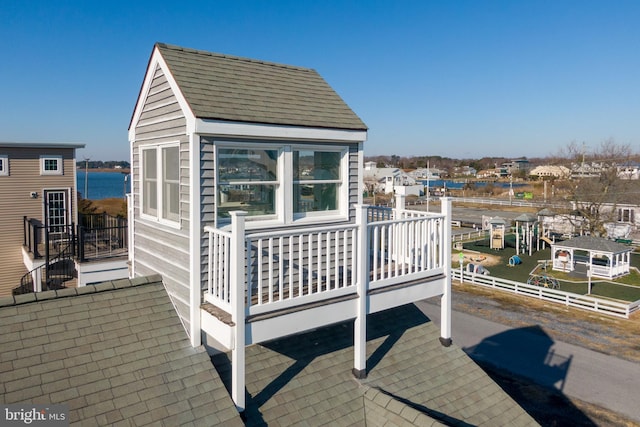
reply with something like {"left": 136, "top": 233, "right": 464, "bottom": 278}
{"left": 155, "top": 42, "right": 314, "bottom": 73}
{"left": 0, "top": 274, "right": 163, "bottom": 307}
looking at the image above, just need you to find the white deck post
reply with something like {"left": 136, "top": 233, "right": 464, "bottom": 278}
{"left": 230, "top": 211, "right": 247, "bottom": 411}
{"left": 440, "top": 197, "right": 453, "bottom": 347}
{"left": 394, "top": 193, "right": 405, "bottom": 216}
{"left": 353, "top": 204, "right": 368, "bottom": 378}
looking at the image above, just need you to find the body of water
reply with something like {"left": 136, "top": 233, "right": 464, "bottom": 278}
{"left": 418, "top": 179, "right": 527, "bottom": 190}
{"left": 77, "top": 171, "right": 130, "bottom": 200}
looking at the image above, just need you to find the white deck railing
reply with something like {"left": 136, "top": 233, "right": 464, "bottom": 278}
{"left": 244, "top": 224, "right": 359, "bottom": 316}
{"left": 204, "top": 200, "right": 449, "bottom": 317}
{"left": 368, "top": 211, "right": 446, "bottom": 289}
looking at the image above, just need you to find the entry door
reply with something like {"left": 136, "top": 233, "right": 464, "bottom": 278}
{"left": 44, "top": 190, "right": 69, "bottom": 233}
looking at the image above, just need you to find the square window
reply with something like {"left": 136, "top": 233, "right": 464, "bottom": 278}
{"left": 217, "top": 148, "right": 279, "bottom": 220}
{"left": 0, "top": 155, "right": 8, "bottom": 176}
{"left": 40, "top": 155, "right": 63, "bottom": 175}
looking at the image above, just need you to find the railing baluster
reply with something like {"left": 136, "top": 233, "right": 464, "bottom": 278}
{"left": 257, "top": 239, "right": 263, "bottom": 305}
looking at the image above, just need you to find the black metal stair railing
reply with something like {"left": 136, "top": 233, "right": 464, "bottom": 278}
{"left": 14, "top": 241, "right": 76, "bottom": 295}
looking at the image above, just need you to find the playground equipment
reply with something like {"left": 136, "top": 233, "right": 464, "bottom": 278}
{"left": 488, "top": 217, "right": 506, "bottom": 250}
{"left": 467, "top": 263, "right": 490, "bottom": 275}
{"left": 527, "top": 274, "right": 559, "bottom": 289}
{"left": 508, "top": 255, "right": 522, "bottom": 266}
{"left": 514, "top": 213, "right": 538, "bottom": 257}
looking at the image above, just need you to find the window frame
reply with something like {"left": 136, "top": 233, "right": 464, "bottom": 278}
{"left": 215, "top": 141, "right": 349, "bottom": 228}
{"left": 139, "top": 142, "right": 181, "bottom": 228}
{"left": 0, "top": 155, "right": 8, "bottom": 176}
{"left": 40, "top": 155, "right": 63, "bottom": 175}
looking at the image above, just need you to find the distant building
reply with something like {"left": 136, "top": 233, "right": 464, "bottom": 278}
{"left": 409, "top": 167, "right": 442, "bottom": 180}
{"left": 529, "top": 165, "right": 570, "bottom": 179}
{"left": 617, "top": 162, "right": 640, "bottom": 180}
{"left": 476, "top": 168, "right": 506, "bottom": 178}
{"left": 501, "top": 158, "right": 530, "bottom": 174}
{"left": 364, "top": 165, "right": 422, "bottom": 195}
{"left": 571, "top": 162, "right": 603, "bottom": 179}
{"left": 452, "top": 165, "right": 477, "bottom": 177}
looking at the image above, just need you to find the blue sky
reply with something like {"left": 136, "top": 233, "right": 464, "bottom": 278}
{"left": 1, "top": 1, "right": 638, "bottom": 161}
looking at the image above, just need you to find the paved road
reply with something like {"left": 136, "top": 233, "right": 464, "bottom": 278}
{"left": 416, "top": 299, "right": 640, "bottom": 423}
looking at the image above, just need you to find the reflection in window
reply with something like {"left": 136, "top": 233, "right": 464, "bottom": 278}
{"left": 217, "top": 148, "right": 279, "bottom": 219}
{"left": 294, "top": 150, "right": 341, "bottom": 213}
{"left": 162, "top": 146, "right": 179, "bottom": 221}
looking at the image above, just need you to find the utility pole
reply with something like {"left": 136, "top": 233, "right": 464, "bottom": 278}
{"left": 84, "top": 157, "right": 90, "bottom": 199}
{"left": 509, "top": 175, "right": 513, "bottom": 205}
{"left": 426, "top": 160, "right": 430, "bottom": 212}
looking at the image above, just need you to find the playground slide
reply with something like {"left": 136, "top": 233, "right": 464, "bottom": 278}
{"left": 540, "top": 237, "right": 554, "bottom": 245}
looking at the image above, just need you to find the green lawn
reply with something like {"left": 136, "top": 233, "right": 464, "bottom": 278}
{"left": 458, "top": 235, "right": 640, "bottom": 303}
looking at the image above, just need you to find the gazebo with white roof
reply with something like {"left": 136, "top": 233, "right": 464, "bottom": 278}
{"left": 551, "top": 236, "right": 632, "bottom": 279}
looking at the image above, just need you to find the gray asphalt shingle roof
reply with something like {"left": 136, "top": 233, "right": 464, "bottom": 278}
{"left": 156, "top": 43, "right": 367, "bottom": 131}
{"left": 555, "top": 235, "right": 632, "bottom": 253}
{"left": 0, "top": 276, "right": 243, "bottom": 426}
{"left": 1, "top": 278, "right": 536, "bottom": 426}
{"left": 212, "top": 304, "right": 538, "bottom": 426}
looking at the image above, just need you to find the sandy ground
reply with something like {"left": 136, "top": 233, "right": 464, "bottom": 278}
{"left": 456, "top": 251, "right": 502, "bottom": 267}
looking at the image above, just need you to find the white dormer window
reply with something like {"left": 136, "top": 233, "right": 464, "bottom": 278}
{"left": 40, "top": 155, "right": 63, "bottom": 175}
{"left": 0, "top": 155, "right": 8, "bottom": 176}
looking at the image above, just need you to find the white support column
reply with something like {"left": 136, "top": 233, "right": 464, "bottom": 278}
{"left": 230, "top": 211, "right": 247, "bottom": 411}
{"left": 440, "top": 197, "right": 452, "bottom": 347}
{"left": 189, "top": 133, "right": 202, "bottom": 348}
{"left": 353, "top": 205, "right": 368, "bottom": 378}
{"left": 394, "top": 193, "right": 405, "bottom": 217}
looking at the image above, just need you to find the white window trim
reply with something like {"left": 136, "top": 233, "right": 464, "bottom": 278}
{"left": 215, "top": 141, "right": 349, "bottom": 228}
{"left": 139, "top": 142, "right": 181, "bottom": 228}
{"left": 40, "top": 155, "right": 63, "bottom": 175}
{"left": 0, "top": 155, "right": 8, "bottom": 176}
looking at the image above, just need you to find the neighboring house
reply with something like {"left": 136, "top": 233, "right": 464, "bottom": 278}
{"left": 128, "top": 43, "right": 453, "bottom": 412}
{"left": 529, "top": 164, "right": 571, "bottom": 179}
{"left": 0, "top": 142, "right": 83, "bottom": 296}
{"left": 452, "top": 165, "right": 477, "bottom": 177}
{"left": 476, "top": 168, "right": 506, "bottom": 178}
{"left": 410, "top": 167, "right": 443, "bottom": 180}
{"left": 570, "top": 162, "right": 602, "bottom": 179}
{"left": 501, "top": 158, "right": 530, "bottom": 174}
{"left": 363, "top": 165, "right": 422, "bottom": 195}
{"left": 617, "top": 162, "right": 640, "bottom": 180}
{"left": 0, "top": 142, "right": 130, "bottom": 297}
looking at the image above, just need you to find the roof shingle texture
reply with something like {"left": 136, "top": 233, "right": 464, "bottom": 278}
{"left": 555, "top": 235, "right": 632, "bottom": 253}
{"left": 156, "top": 43, "right": 367, "bottom": 131}
{"left": 0, "top": 276, "right": 243, "bottom": 427}
{"left": 212, "top": 304, "right": 538, "bottom": 426}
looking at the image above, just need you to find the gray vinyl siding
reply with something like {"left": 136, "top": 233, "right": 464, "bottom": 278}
{"left": 197, "top": 137, "right": 361, "bottom": 293}
{"left": 0, "top": 147, "right": 77, "bottom": 296}
{"left": 131, "top": 65, "right": 192, "bottom": 333}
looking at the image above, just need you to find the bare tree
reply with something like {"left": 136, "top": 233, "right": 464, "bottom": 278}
{"left": 563, "top": 139, "right": 637, "bottom": 236}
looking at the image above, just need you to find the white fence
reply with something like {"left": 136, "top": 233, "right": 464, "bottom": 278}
{"left": 452, "top": 269, "right": 640, "bottom": 319}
